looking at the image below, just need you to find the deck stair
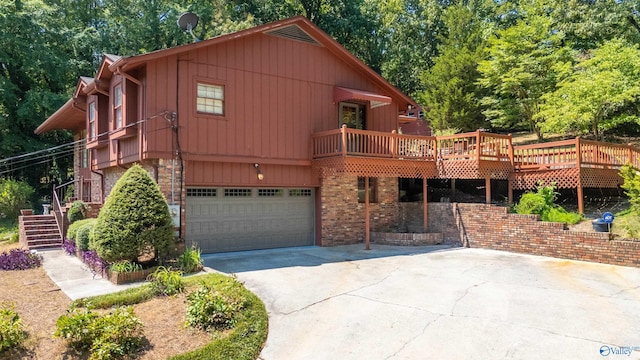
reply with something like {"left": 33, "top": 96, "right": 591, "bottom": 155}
{"left": 19, "top": 215, "right": 62, "bottom": 249}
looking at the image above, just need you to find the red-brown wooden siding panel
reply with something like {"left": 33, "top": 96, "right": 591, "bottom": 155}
{"left": 142, "top": 32, "right": 404, "bottom": 186}
{"left": 185, "top": 161, "right": 319, "bottom": 187}
{"left": 119, "top": 137, "right": 139, "bottom": 164}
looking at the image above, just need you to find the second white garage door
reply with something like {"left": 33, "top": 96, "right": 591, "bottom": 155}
{"left": 186, "top": 188, "right": 315, "bottom": 253}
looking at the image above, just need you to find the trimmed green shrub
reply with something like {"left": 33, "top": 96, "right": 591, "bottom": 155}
{"left": 67, "top": 218, "right": 96, "bottom": 242}
{"left": 0, "top": 180, "right": 34, "bottom": 219}
{"left": 620, "top": 164, "right": 640, "bottom": 214}
{"left": 67, "top": 200, "right": 87, "bottom": 224}
{"left": 186, "top": 284, "right": 236, "bottom": 331}
{"left": 0, "top": 302, "right": 27, "bottom": 352}
{"left": 92, "top": 164, "right": 175, "bottom": 263}
{"left": 147, "top": 266, "right": 184, "bottom": 296}
{"left": 55, "top": 305, "right": 144, "bottom": 360}
{"left": 76, "top": 220, "right": 97, "bottom": 251}
{"left": 177, "top": 245, "right": 203, "bottom": 273}
{"left": 514, "top": 183, "right": 582, "bottom": 224}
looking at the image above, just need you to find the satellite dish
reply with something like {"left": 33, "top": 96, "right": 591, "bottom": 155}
{"left": 177, "top": 12, "right": 200, "bottom": 42}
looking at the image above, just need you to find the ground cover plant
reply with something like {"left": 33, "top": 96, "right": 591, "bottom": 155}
{"left": 0, "top": 248, "right": 42, "bottom": 270}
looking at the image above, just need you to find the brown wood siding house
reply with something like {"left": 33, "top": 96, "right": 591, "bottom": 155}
{"left": 36, "top": 16, "right": 421, "bottom": 253}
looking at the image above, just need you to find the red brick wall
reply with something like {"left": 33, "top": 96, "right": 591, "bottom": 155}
{"left": 429, "top": 203, "right": 640, "bottom": 268}
{"left": 320, "top": 174, "right": 398, "bottom": 246}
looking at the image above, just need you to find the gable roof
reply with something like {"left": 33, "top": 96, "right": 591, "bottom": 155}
{"left": 37, "top": 16, "right": 415, "bottom": 135}
{"left": 110, "top": 16, "right": 415, "bottom": 108}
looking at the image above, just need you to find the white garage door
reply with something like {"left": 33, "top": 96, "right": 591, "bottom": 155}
{"left": 186, "top": 188, "right": 315, "bottom": 253}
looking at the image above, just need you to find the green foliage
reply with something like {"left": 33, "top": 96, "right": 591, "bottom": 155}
{"left": 186, "top": 284, "right": 237, "bottom": 331}
{"left": 544, "top": 207, "right": 582, "bottom": 225}
{"left": 477, "top": 0, "right": 574, "bottom": 139}
{"left": 74, "top": 286, "right": 155, "bottom": 310}
{"left": 514, "top": 183, "right": 581, "bottom": 224}
{"left": 110, "top": 261, "right": 143, "bottom": 273}
{"left": 147, "top": 266, "right": 185, "bottom": 296}
{"left": 169, "top": 274, "right": 268, "bottom": 360}
{"left": 0, "top": 218, "right": 18, "bottom": 244}
{"left": 620, "top": 165, "right": 640, "bottom": 214}
{"left": 0, "top": 180, "right": 34, "bottom": 219}
{"left": 177, "top": 245, "right": 203, "bottom": 273}
{"left": 76, "top": 220, "right": 96, "bottom": 251}
{"left": 92, "top": 165, "right": 175, "bottom": 263}
{"left": 0, "top": 302, "right": 27, "bottom": 352}
{"left": 538, "top": 39, "right": 640, "bottom": 140}
{"left": 55, "top": 305, "right": 145, "bottom": 360}
{"left": 419, "top": 2, "right": 491, "bottom": 132}
{"left": 67, "top": 200, "right": 87, "bottom": 224}
{"left": 66, "top": 217, "right": 96, "bottom": 244}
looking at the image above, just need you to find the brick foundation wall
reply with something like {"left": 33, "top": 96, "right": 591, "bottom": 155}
{"left": 371, "top": 232, "right": 443, "bottom": 246}
{"left": 429, "top": 203, "right": 640, "bottom": 268}
{"left": 320, "top": 175, "right": 398, "bottom": 246}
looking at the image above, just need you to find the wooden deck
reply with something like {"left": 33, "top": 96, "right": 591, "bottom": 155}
{"left": 312, "top": 126, "right": 640, "bottom": 212}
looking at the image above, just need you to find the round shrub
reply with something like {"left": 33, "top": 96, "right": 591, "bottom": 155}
{"left": 76, "top": 220, "right": 96, "bottom": 251}
{"left": 67, "top": 218, "right": 96, "bottom": 242}
{"left": 67, "top": 200, "right": 87, "bottom": 224}
{"left": 92, "top": 164, "right": 175, "bottom": 263}
{"left": 186, "top": 284, "right": 236, "bottom": 331}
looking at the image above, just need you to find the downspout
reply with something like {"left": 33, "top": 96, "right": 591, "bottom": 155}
{"left": 91, "top": 170, "right": 104, "bottom": 203}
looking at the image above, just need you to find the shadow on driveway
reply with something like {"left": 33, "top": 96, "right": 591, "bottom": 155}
{"left": 202, "top": 243, "right": 457, "bottom": 273}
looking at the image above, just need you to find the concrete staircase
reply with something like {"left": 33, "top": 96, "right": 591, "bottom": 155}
{"left": 19, "top": 215, "right": 62, "bottom": 249}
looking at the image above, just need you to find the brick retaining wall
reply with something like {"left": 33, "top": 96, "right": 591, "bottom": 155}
{"left": 428, "top": 203, "right": 640, "bottom": 268}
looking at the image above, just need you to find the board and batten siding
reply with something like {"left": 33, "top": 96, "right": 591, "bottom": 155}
{"left": 143, "top": 31, "right": 401, "bottom": 186}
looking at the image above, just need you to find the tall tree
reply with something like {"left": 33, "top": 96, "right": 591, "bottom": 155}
{"left": 0, "top": 0, "right": 95, "bottom": 196}
{"left": 418, "top": 0, "right": 495, "bottom": 133}
{"left": 538, "top": 39, "right": 640, "bottom": 140}
{"left": 376, "top": 0, "right": 446, "bottom": 97}
{"left": 477, "top": 0, "right": 573, "bottom": 140}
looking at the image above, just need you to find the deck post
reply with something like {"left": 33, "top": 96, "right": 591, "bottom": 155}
{"left": 507, "top": 176, "right": 513, "bottom": 204}
{"left": 390, "top": 130, "right": 397, "bottom": 158}
{"left": 576, "top": 137, "right": 584, "bottom": 214}
{"left": 485, "top": 177, "right": 491, "bottom": 204}
{"left": 365, "top": 176, "right": 370, "bottom": 250}
{"left": 451, "top": 179, "right": 456, "bottom": 198}
{"left": 423, "top": 177, "right": 428, "bottom": 232}
{"left": 341, "top": 124, "right": 347, "bottom": 157}
{"left": 476, "top": 130, "right": 481, "bottom": 162}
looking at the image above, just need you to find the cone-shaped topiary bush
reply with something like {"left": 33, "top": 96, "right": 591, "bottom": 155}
{"left": 91, "top": 164, "right": 175, "bottom": 263}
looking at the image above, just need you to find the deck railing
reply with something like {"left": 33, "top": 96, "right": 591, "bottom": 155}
{"left": 312, "top": 127, "right": 640, "bottom": 172}
{"left": 513, "top": 137, "right": 640, "bottom": 171}
{"left": 312, "top": 125, "right": 436, "bottom": 160}
{"left": 436, "top": 131, "right": 512, "bottom": 162}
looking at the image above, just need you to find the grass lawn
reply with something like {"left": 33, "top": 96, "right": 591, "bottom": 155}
{"left": 0, "top": 248, "right": 268, "bottom": 359}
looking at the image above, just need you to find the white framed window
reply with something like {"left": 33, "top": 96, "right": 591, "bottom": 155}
{"left": 88, "top": 101, "right": 96, "bottom": 140}
{"left": 196, "top": 83, "right": 224, "bottom": 115}
{"left": 114, "top": 84, "right": 123, "bottom": 128}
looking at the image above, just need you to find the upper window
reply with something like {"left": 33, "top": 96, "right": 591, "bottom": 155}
{"left": 197, "top": 83, "right": 224, "bottom": 115}
{"left": 88, "top": 101, "right": 96, "bottom": 140}
{"left": 114, "top": 84, "right": 123, "bottom": 128}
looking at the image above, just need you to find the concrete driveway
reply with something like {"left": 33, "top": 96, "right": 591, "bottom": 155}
{"left": 202, "top": 245, "right": 640, "bottom": 360}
